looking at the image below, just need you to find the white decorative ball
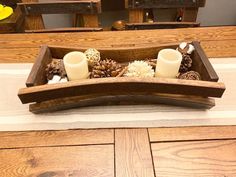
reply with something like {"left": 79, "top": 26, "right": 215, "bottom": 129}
{"left": 125, "top": 60, "right": 154, "bottom": 77}
{"left": 187, "top": 44, "right": 195, "bottom": 54}
{"left": 84, "top": 48, "right": 101, "bottom": 66}
{"left": 177, "top": 42, "right": 195, "bottom": 54}
{"left": 47, "top": 75, "right": 61, "bottom": 84}
{"left": 60, "top": 77, "right": 68, "bottom": 83}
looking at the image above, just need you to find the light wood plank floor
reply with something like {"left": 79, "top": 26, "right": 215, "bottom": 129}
{"left": 1, "top": 126, "right": 236, "bottom": 177}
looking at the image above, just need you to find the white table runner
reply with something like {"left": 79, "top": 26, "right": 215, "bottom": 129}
{"left": 0, "top": 58, "right": 235, "bottom": 131}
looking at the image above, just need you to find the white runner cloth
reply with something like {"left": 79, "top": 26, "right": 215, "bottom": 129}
{"left": 0, "top": 58, "right": 235, "bottom": 131}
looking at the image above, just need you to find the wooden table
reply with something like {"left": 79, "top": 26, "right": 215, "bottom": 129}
{"left": 0, "top": 26, "right": 236, "bottom": 177}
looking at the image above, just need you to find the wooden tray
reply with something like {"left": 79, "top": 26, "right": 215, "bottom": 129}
{"left": 18, "top": 41, "right": 226, "bottom": 113}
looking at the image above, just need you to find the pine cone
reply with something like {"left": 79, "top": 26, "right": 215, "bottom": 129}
{"left": 179, "top": 54, "right": 192, "bottom": 73}
{"left": 45, "top": 59, "right": 67, "bottom": 80}
{"left": 91, "top": 59, "right": 123, "bottom": 78}
{"left": 178, "top": 71, "right": 201, "bottom": 80}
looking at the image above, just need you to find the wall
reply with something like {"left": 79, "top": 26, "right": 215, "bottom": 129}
{"left": 197, "top": 0, "right": 236, "bottom": 26}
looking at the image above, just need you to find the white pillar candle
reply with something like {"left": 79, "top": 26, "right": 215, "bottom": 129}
{"left": 63, "top": 51, "right": 89, "bottom": 81}
{"left": 155, "top": 49, "right": 182, "bottom": 78}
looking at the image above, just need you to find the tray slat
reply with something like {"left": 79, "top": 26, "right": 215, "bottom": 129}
{"left": 29, "top": 93, "right": 215, "bottom": 114}
{"left": 18, "top": 77, "right": 225, "bottom": 104}
{"left": 192, "top": 41, "right": 219, "bottom": 81}
{"left": 26, "top": 45, "right": 52, "bottom": 87}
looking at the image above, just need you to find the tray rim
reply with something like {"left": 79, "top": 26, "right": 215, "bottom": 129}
{"left": 18, "top": 77, "right": 225, "bottom": 104}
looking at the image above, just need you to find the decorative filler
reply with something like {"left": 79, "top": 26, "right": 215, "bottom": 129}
{"left": 84, "top": 48, "right": 101, "bottom": 67}
{"left": 91, "top": 59, "right": 123, "bottom": 78}
{"left": 125, "top": 60, "right": 154, "bottom": 77}
{"left": 60, "top": 77, "right": 68, "bottom": 83}
{"left": 177, "top": 42, "right": 195, "bottom": 55}
{"left": 178, "top": 71, "right": 201, "bottom": 80}
{"left": 179, "top": 54, "right": 193, "bottom": 73}
{"left": 0, "top": 4, "right": 13, "bottom": 21}
{"left": 63, "top": 51, "right": 89, "bottom": 81}
{"left": 45, "top": 42, "right": 200, "bottom": 84}
{"left": 48, "top": 75, "right": 61, "bottom": 84}
{"left": 45, "top": 59, "right": 67, "bottom": 81}
{"left": 155, "top": 49, "right": 182, "bottom": 78}
{"left": 145, "top": 58, "right": 157, "bottom": 69}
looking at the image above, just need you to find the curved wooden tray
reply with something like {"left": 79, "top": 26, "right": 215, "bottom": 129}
{"left": 18, "top": 41, "right": 225, "bottom": 112}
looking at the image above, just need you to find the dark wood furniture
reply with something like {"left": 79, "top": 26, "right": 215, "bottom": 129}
{"left": 0, "top": 0, "right": 24, "bottom": 33}
{"left": 17, "top": 0, "right": 102, "bottom": 33}
{"left": 125, "top": 21, "right": 200, "bottom": 30}
{"left": 0, "top": 0, "right": 102, "bottom": 33}
{"left": 0, "top": 6, "right": 24, "bottom": 33}
{"left": 125, "top": 0, "right": 206, "bottom": 29}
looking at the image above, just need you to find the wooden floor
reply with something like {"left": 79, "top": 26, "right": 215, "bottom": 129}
{"left": 1, "top": 126, "right": 236, "bottom": 177}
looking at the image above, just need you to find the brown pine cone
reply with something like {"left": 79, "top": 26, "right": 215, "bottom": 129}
{"left": 178, "top": 71, "right": 201, "bottom": 80}
{"left": 91, "top": 59, "right": 123, "bottom": 78}
{"left": 179, "top": 54, "right": 192, "bottom": 73}
{"left": 45, "top": 59, "right": 67, "bottom": 80}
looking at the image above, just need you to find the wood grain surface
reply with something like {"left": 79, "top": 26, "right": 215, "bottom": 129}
{"left": 29, "top": 94, "right": 215, "bottom": 114}
{"left": 0, "top": 129, "right": 114, "bottom": 149}
{"left": 1, "top": 39, "right": 235, "bottom": 63}
{"left": 201, "top": 39, "right": 236, "bottom": 58}
{"left": 0, "top": 26, "right": 236, "bottom": 48}
{"left": 0, "top": 48, "right": 39, "bottom": 63}
{"left": 0, "top": 26, "right": 235, "bottom": 49}
{"left": 82, "top": 14, "right": 100, "bottom": 27}
{"left": 115, "top": 129, "right": 155, "bottom": 177}
{"left": 0, "top": 145, "right": 114, "bottom": 177}
{"left": 128, "top": 9, "right": 144, "bottom": 23}
{"left": 0, "top": 26, "right": 235, "bottom": 63}
{"left": 149, "top": 126, "right": 236, "bottom": 142}
{"left": 18, "top": 77, "right": 225, "bottom": 104}
{"left": 151, "top": 140, "right": 236, "bottom": 177}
